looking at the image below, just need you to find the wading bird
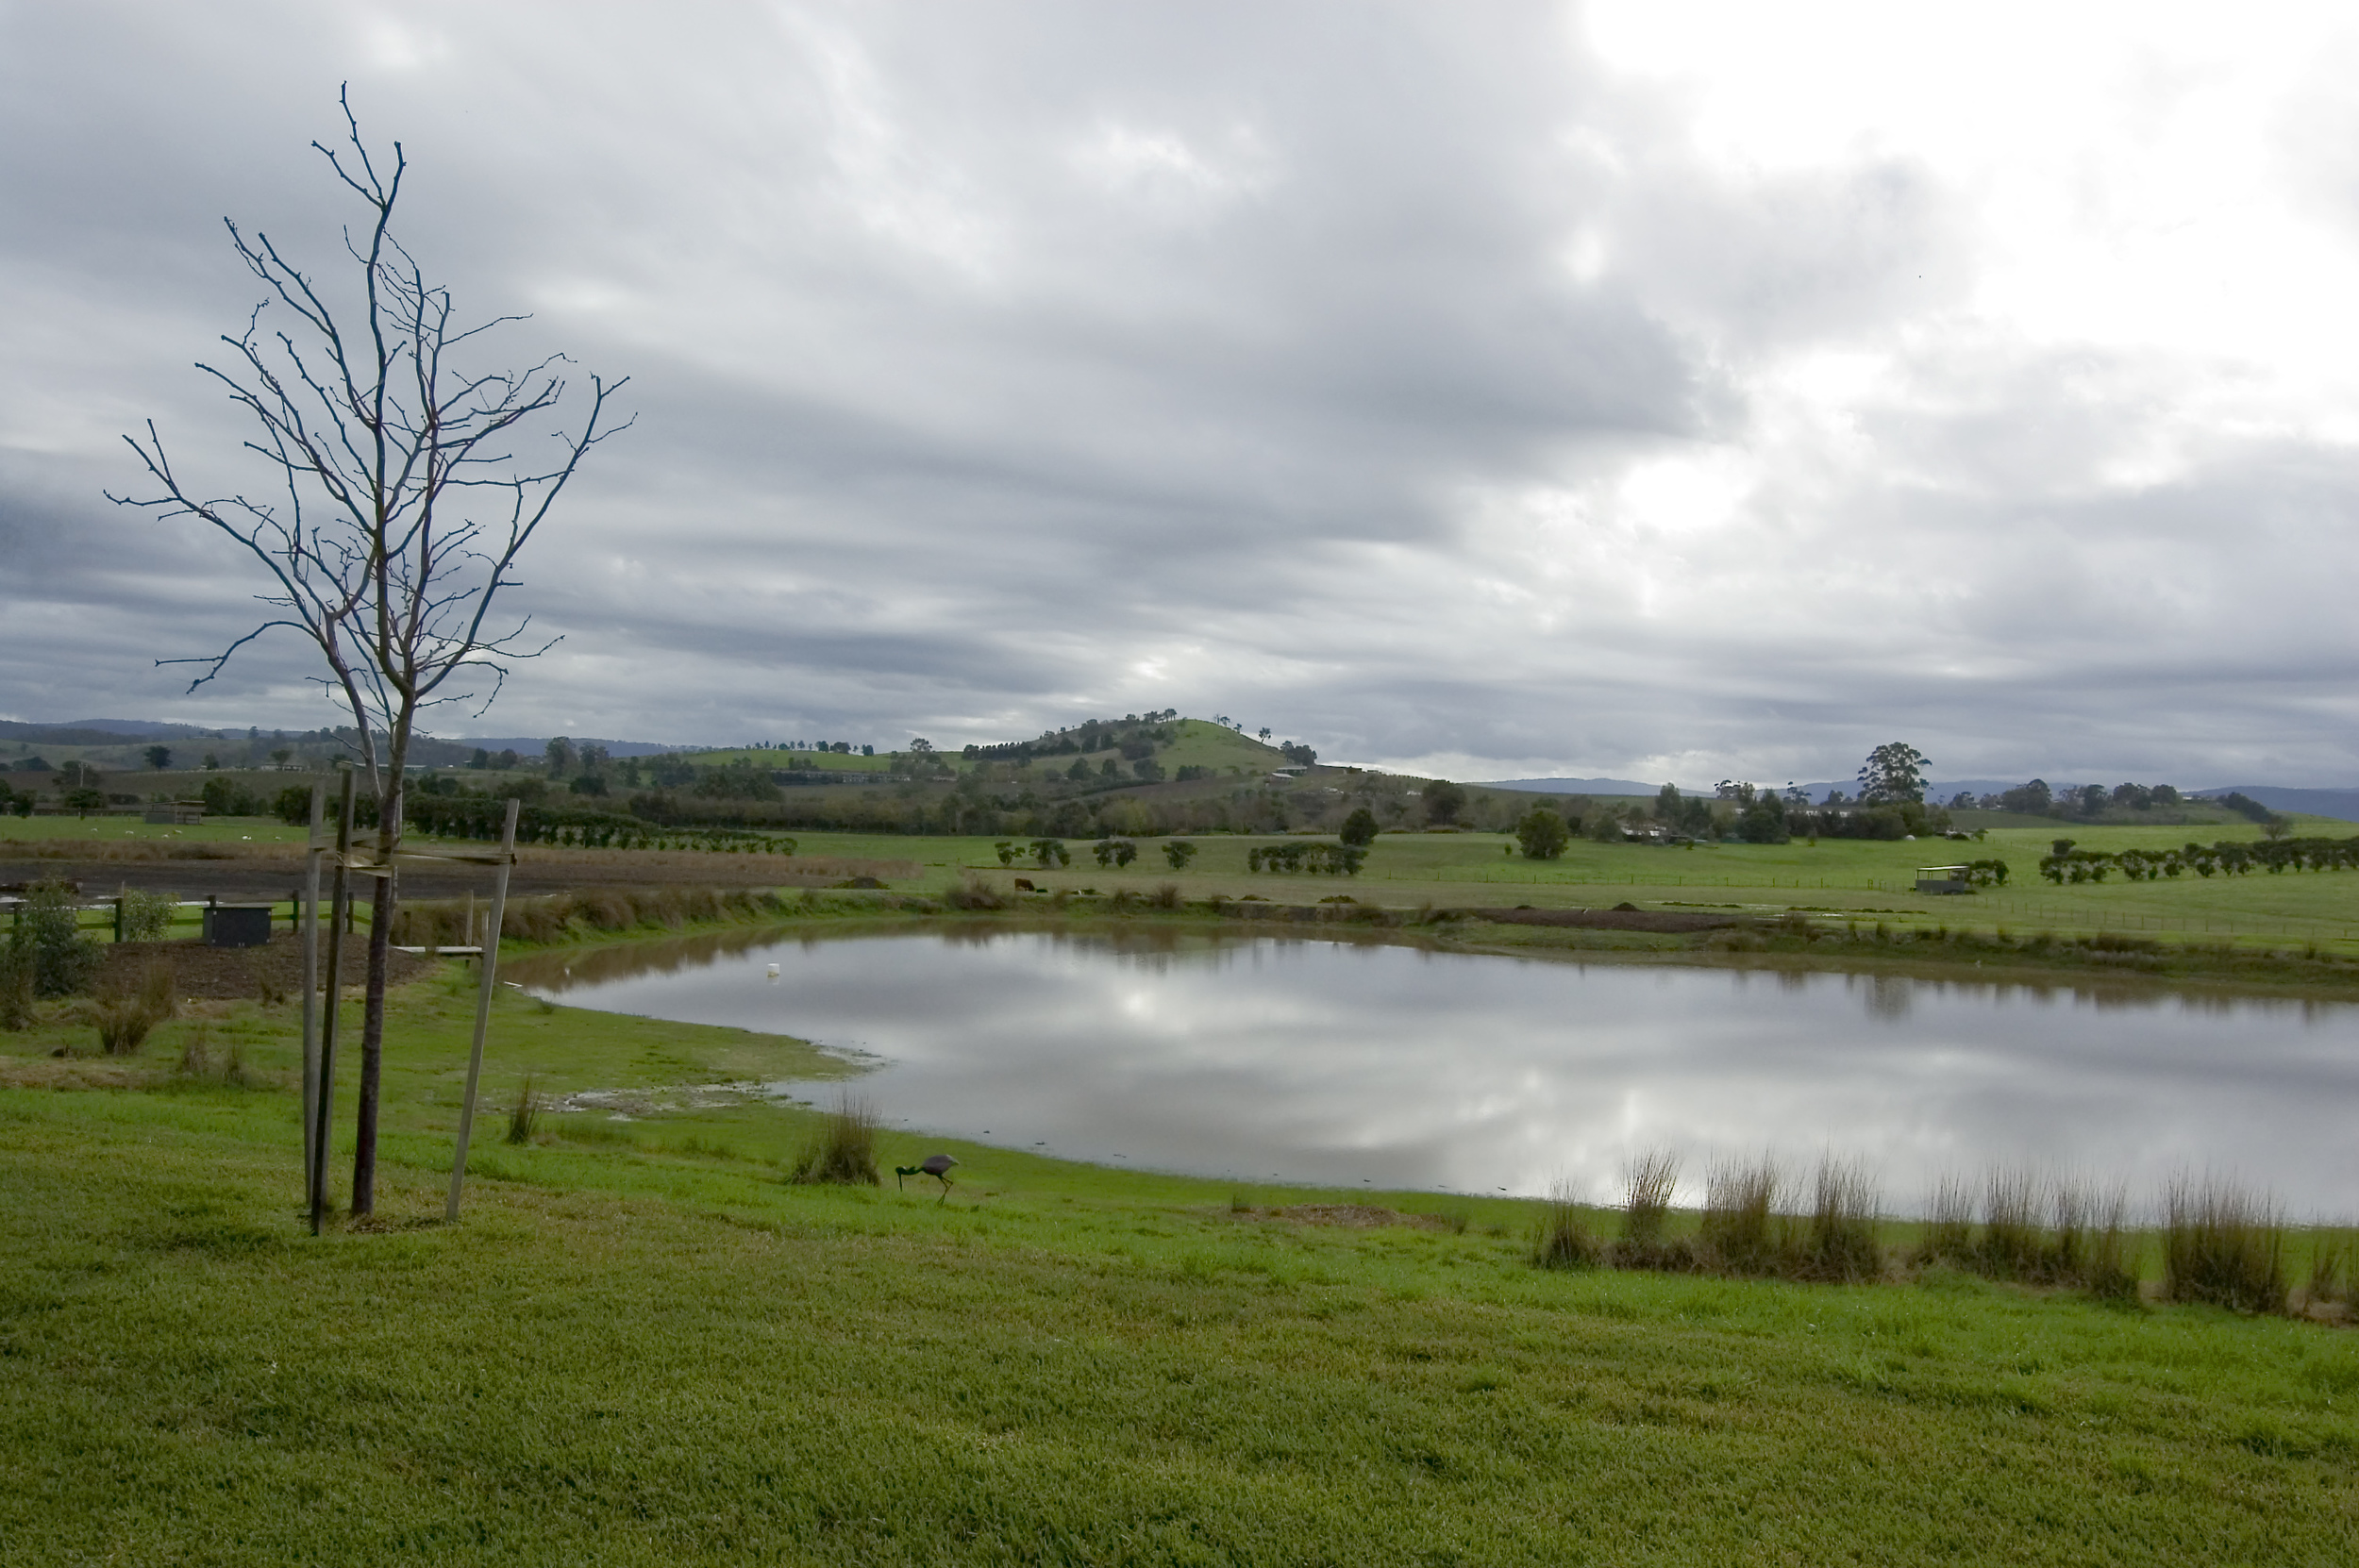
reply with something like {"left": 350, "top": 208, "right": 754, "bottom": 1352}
{"left": 895, "top": 1152, "right": 958, "bottom": 1197}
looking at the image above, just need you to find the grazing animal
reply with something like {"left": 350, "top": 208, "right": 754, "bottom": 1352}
{"left": 895, "top": 1152, "right": 958, "bottom": 1197}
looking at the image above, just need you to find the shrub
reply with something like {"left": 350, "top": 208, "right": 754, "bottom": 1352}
{"left": 2163, "top": 1174, "right": 2284, "bottom": 1312}
{"left": 1514, "top": 807, "right": 1570, "bottom": 860}
{"left": 1147, "top": 882, "right": 1182, "bottom": 909}
{"left": 0, "top": 944, "right": 34, "bottom": 1030}
{"left": 199, "top": 776, "right": 264, "bottom": 816}
{"left": 791, "top": 1096, "right": 881, "bottom": 1186}
{"left": 119, "top": 889, "right": 176, "bottom": 942}
{"left": 1338, "top": 809, "right": 1379, "bottom": 847}
{"left": 10, "top": 880, "right": 100, "bottom": 997}
{"left": 944, "top": 876, "right": 1006, "bottom": 910}
{"left": 1163, "top": 840, "right": 1198, "bottom": 871}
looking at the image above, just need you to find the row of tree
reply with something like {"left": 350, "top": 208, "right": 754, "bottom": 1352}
{"left": 2037, "top": 836, "right": 2359, "bottom": 883}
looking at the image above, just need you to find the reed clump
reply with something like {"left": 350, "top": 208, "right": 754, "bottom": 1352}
{"left": 1611, "top": 1149, "right": 1687, "bottom": 1269}
{"left": 1531, "top": 1181, "right": 1598, "bottom": 1269}
{"left": 1799, "top": 1158, "right": 1882, "bottom": 1283}
{"left": 507, "top": 1074, "right": 543, "bottom": 1144}
{"left": 2162, "top": 1174, "right": 2284, "bottom": 1312}
{"left": 791, "top": 1096, "right": 881, "bottom": 1187}
{"left": 1696, "top": 1156, "right": 1786, "bottom": 1276}
{"left": 1913, "top": 1168, "right": 2139, "bottom": 1298}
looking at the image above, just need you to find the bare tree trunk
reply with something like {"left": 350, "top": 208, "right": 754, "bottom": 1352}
{"left": 350, "top": 760, "right": 404, "bottom": 1215}
{"left": 350, "top": 871, "right": 394, "bottom": 1213}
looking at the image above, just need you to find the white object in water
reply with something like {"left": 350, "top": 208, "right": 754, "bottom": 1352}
{"left": 765, "top": 962, "right": 780, "bottom": 978}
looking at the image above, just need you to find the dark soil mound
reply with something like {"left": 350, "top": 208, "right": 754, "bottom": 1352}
{"left": 93, "top": 933, "right": 433, "bottom": 1000}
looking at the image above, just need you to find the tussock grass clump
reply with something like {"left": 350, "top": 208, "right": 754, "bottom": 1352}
{"left": 791, "top": 1096, "right": 881, "bottom": 1187}
{"left": 1978, "top": 1167, "right": 2044, "bottom": 1280}
{"left": 1915, "top": 1168, "right": 2140, "bottom": 1298}
{"left": 1147, "top": 882, "right": 1183, "bottom": 910}
{"left": 507, "top": 1074, "right": 542, "bottom": 1144}
{"left": 1801, "top": 1158, "right": 1882, "bottom": 1282}
{"left": 1921, "top": 1172, "right": 1975, "bottom": 1263}
{"left": 2163, "top": 1174, "right": 2284, "bottom": 1312}
{"left": 2300, "top": 1231, "right": 2355, "bottom": 1317}
{"left": 1612, "top": 1148, "right": 1686, "bottom": 1267}
{"left": 92, "top": 959, "right": 176, "bottom": 1056}
{"left": 1698, "top": 1157, "right": 1785, "bottom": 1276}
{"left": 176, "top": 1024, "right": 210, "bottom": 1078}
{"left": 1531, "top": 1181, "right": 1598, "bottom": 1269}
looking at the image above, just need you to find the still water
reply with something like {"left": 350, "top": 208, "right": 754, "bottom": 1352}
{"left": 512, "top": 926, "right": 2359, "bottom": 1212}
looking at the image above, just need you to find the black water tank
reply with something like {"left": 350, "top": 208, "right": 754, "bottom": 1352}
{"left": 202, "top": 905, "right": 274, "bottom": 948}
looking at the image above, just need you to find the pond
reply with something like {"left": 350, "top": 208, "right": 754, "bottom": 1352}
{"left": 510, "top": 926, "right": 2359, "bottom": 1214}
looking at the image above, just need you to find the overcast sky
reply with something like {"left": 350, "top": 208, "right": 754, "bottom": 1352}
{"left": 4, "top": 2, "right": 2356, "bottom": 786}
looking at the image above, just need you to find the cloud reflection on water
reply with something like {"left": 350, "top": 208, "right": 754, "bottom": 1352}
{"left": 510, "top": 929, "right": 2359, "bottom": 1212}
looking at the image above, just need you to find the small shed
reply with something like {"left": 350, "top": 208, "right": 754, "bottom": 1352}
{"left": 202, "top": 903, "right": 276, "bottom": 947}
{"left": 1915, "top": 865, "right": 1971, "bottom": 895}
{"left": 143, "top": 801, "right": 205, "bottom": 826}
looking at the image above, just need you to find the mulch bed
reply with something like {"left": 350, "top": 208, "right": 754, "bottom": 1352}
{"left": 94, "top": 934, "right": 435, "bottom": 1000}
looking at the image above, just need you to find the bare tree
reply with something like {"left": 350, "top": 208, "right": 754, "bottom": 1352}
{"left": 110, "top": 90, "right": 629, "bottom": 1215}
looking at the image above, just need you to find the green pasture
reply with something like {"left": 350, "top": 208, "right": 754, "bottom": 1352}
{"left": 0, "top": 813, "right": 311, "bottom": 845}
{"left": 4, "top": 948, "right": 2357, "bottom": 1563}
{"left": 772, "top": 820, "right": 2359, "bottom": 948}
{"left": 11, "top": 807, "right": 2358, "bottom": 951}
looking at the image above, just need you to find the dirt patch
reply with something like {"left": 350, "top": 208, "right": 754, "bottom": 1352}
{"left": 0, "top": 1057, "right": 170, "bottom": 1091}
{"left": 92, "top": 934, "right": 435, "bottom": 1000}
{"left": 1464, "top": 906, "right": 1748, "bottom": 934}
{"left": 1244, "top": 1204, "right": 1452, "bottom": 1230}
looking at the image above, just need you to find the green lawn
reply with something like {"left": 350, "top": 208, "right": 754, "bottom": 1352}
{"left": 4, "top": 949, "right": 2358, "bottom": 1563}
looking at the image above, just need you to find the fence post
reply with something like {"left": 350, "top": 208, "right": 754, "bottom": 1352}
{"left": 447, "top": 797, "right": 520, "bottom": 1223}
{"left": 310, "top": 771, "right": 354, "bottom": 1236}
{"left": 299, "top": 782, "right": 325, "bottom": 1196}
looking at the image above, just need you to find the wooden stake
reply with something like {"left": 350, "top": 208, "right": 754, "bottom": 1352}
{"left": 310, "top": 770, "right": 355, "bottom": 1236}
{"left": 299, "top": 782, "right": 325, "bottom": 1191}
{"left": 446, "top": 797, "right": 520, "bottom": 1222}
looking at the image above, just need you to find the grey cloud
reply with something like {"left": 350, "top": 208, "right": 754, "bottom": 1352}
{"left": 2, "top": 2, "right": 2353, "bottom": 783}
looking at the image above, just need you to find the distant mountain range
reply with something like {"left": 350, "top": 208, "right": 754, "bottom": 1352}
{"left": 1481, "top": 776, "right": 2359, "bottom": 824}
{"left": 0, "top": 718, "right": 711, "bottom": 758}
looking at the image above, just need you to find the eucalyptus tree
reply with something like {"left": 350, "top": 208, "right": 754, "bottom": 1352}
{"left": 111, "top": 92, "right": 629, "bottom": 1214}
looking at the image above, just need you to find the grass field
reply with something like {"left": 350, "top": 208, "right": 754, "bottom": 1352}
{"left": 4, "top": 939, "right": 2358, "bottom": 1564}
{"left": 14, "top": 809, "right": 2359, "bottom": 953}
{"left": 757, "top": 821, "right": 2359, "bottom": 950}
